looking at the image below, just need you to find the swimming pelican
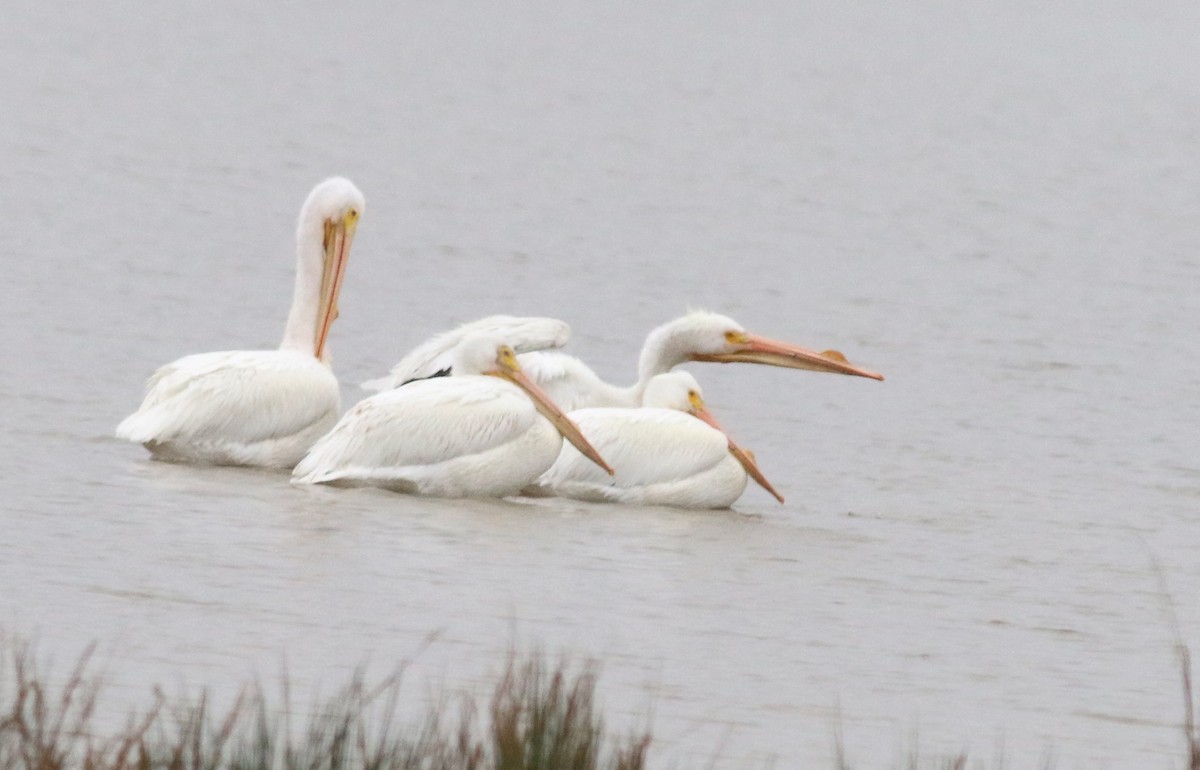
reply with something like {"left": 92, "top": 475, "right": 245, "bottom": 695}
{"left": 116, "top": 177, "right": 365, "bottom": 468}
{"left": 517, "top": 311, "right": 885, "bottom": 411}
{"left": 527, "top": 371, "right": 783, "bottom": 509}
{"left": 292, "top": 334, "right": 615, "bottom": 497}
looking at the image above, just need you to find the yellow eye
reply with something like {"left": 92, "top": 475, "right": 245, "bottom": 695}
{"left": 724, "top": 330, "right": 748, "bottom": 345}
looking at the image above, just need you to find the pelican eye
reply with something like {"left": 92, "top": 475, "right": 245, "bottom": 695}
{"left": 497, "top": 346, "right": 520, "bottom": 370}
{"left": 724, "top": 330, "right": 749, "bottom": 345}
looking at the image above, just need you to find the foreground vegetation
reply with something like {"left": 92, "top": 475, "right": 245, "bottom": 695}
{"left": 1, "top": 636, "right": 1198, "bottom": 769}
{"left": 0, "top": 643, "right": 649, "bottom": 770}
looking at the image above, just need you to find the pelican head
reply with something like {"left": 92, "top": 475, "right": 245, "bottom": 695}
{"left": 641, "top": 311, "right": 884, "bottom": 381}
{"left": 454, "top": 335, "right": 615, "bottom": 476}
{"left": 297, "top": 177, "right": 365, "bottom": 362}
{"left": 643, "top": 371, "right": 785, "bottom": 504}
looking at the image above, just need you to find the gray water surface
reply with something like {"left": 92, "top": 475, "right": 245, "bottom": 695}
{"left": 4, "top": 1, "right": 1200, "bottom": 766}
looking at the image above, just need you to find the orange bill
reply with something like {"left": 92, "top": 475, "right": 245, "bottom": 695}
{"left": 314, "top": 213, "right": 357, "bottom": 360}
{"left": 496, "top": 367, "right": 615, "bottom": 476}
{"left": 690, "top": 401, "right": 785, "bottom": 504}
{"left": 693, "top": 332, "right": 884, "bottom": 381}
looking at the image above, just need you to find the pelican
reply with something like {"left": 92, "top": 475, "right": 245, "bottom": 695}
{"left": 116, "top": 177, "right": 364, "bottom": 468}
{"left": 292, "top": 334, "right": 615, "bottom": 497}
{"left": 521, "top": 311, "right": 885, "bottom": 411}
{"left": 527, "top": 371, "right": 783, "bottom": 509}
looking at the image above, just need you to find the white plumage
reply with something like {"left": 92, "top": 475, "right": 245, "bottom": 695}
{"left": 361, "top": 315, "right": 571, "bottom": 390}
{"left": 531, "top": 407, "right": 746, "bottom": 508}
{"left": 528, "top": 371, "right": 784, "bottom": 509}
{"left": 116, "top": 177, "right": 365, "bottom": 468}
{"left": 115, "top": 350, "right": 339, "bottom": 467}
{"left": 293, "top": 334, "right": 613, "bottom": 497}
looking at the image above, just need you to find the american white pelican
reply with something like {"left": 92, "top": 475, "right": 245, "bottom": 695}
{"left": 292, "top": 334, "right": 615, "bottom": 497}
{"left": 517, "top": 311, "right": 884, "bottom": 411}
{"left": 361, "top": 315, "right": 571, "bottom": 389}
{"left": 116, "top": 177, "right": 365, "bottom": 468}
{"left": 527, "top": 371, "right": 783, "bottom": 509}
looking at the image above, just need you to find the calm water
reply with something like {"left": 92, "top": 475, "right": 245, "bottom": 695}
{"left": 4, "top": 1, "right": 1200, "bottom": 766}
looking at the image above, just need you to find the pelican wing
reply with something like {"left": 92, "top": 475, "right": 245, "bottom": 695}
{"left": 293, "top": 378, "right": 538, "bottom": 483}
{"left": 116, "top": 350, "right": 338, "bottom": 445}
{"left": 363, "top": 315, "right": 571, "bottom": 390}
{"left": 517, "top": 352, "right": 632, "bottom": 411}
{"left": 537, "top": 408, "right": 729, "bottom": 488}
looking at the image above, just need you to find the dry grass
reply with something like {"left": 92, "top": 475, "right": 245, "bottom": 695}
{"left": 0, "top": 643, "right": 649, "bottom": 770}
{"left": 1183, "top": 642, "right": 1200, "bottom": 770}
{"left": 3, "top": 634, "right": 1200, "bottom": 769}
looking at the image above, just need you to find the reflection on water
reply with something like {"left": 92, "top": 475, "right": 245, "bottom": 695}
{"left": 3, "top": 0, "right": 1200, "bottom": 766}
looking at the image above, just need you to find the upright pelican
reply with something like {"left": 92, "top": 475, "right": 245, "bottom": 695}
{"left": 116, "top": 177, "right": 364, "bottom": 468}
{"left": 528, "top": 371, "right": 783, "bottom": 509}
{"left": 292, "top": 334, "right": 614, "bottom": 497}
